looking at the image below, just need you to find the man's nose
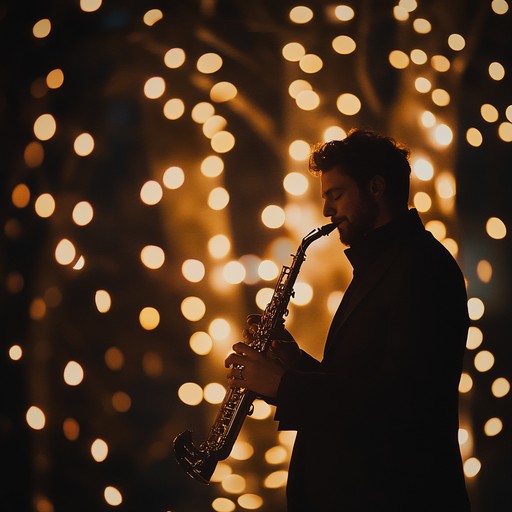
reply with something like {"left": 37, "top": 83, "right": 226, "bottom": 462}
{"left": 323, "top": 200, "right": 334, "bottom": 218}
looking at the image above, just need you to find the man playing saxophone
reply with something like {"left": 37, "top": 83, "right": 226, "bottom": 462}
{"left": 225, "top": 128, "right": 471, "bottom": 511}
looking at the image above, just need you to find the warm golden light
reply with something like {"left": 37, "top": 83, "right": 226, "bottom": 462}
{"left": 80, "top": 0, "right": 102, "bottom": 13}
{"left": 289, "top": 5, "right": 313, "bottom": 24}
{"left": 26, "top": 406, "right": 46, "bottom": 430}
{"left": 181, "top": 296, "right": 206, "bottom": 321}
{"left": 95, "top": 290, "right": 112, "bottom": 313}
{"left": 282, "top": 42, "right": 305, "bottom": 61}
{"left": 178, "top": 382, "right": 203, "bottom": 406}
{"left": 336, "top": 93, "right": 361, "bottom": 115}
{"left": 201, "top": 156, "right": 224, "bottom": 177}
{"left": 197, "top": 53, "right": 223, "bottom": 74}
{"left": 140, "top": 180, "right": 163, "bottom": 205}
{"left": 190, "top": 331, "right": 213, "bottom": 355}
{"left": 491, "top": 377, "right": 510, "bottom": 398}
{"left": 163, "top": 98, "right": 185, "bottom": 120}
{"left": 164, "top": 47, "right": 186, "bottom": 68}
{"left": 139, "top": 307, "right": 160, "bottom": 330}
{"left": 143, "top": 8, "right": 163, "bottom": 25}
{"left": 208, "top": 234, "right": 231, "bottom": 258}
{"left": 261, "top": 205, "right": 285, "bottom": 229}
{"left": 72, "top": 201, "right": 94, "bottom": 225}
{"left": 35, "top": 193, "right": 56, "bottom": 218}
{"left": 208, "top": 187, "right": 230, "bottom": 210}
{"left": 55, "top": 238, "right": 76, "bottom": 265}
{"left": 474, "top": 350, "right": 494, "bottom": 372}
{"left": 64, "top": 361, "right": 84, "bottom": 386}
{"left": 104, "top": 486, "right": 123, "bottom": 506}
{"left": 299, "top": 54, "right": 323, "bottom": 74}
{"left": 486, "top": 217, "right": 507, "bottom": 239}
{"left": 182, "top": 259, "right": 206, "bottom": 282}
{"left": 144, "top": 77, "right": 166, "bottom": 99}
{"left": 33, "top": 19, "right": 51, "bottom": 38}
{"left": 210, "top": 82, "right": 237, "bottom": 102}
{"left": 34, "top": 113, "right": 56, "bottom": 140}
{"left": 91, "top": 438, "right": 109, "bottom": 462}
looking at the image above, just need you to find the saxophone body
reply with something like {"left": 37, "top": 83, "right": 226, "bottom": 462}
{"left": 173, "top": 222, "right": 337, "bottom": 483}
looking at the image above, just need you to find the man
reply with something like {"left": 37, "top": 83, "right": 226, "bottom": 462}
{"left": 225, "top": 128, "right": 471, "bottom": 511}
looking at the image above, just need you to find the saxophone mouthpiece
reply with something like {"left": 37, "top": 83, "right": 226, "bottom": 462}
{"left": 320, "top": 222, "right": 339, "bottom": 235}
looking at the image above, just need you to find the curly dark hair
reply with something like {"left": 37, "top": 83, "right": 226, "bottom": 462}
{"left": 309, "top": 128, "right": 411, "bottom": 208}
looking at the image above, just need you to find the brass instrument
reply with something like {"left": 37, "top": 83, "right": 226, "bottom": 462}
{"left": 173, "top": 222, "right": 338, "bottom": 483}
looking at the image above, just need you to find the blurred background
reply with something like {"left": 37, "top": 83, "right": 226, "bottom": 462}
{"left": 1, "top": 0, "right": 511, "bottom": 511}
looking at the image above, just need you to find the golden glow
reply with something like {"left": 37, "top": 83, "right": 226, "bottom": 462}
{"left": 432, "top": 88, "right": 450, "bottom": 107}
{"left": 163, "top": 98, "right": 185, "bottom": 120}
{"left": 282, "top": 42, "right": 305, "bottom": 62}
{"left": 296, "top": 89, "right": 320, "bottom": 110}
{"left": 201, "top": 155, "right": 224, "bottom": 177}
{"left": 143, "top": 8, "right": 163, "bottom": 25}
{"left": 413, "top": 18, "right": 431, "bottom": 34}
{"left": 24, "top": 141, "right": 44, "bottom": 167}
{"left": 46, "top": 68, "right": 64, "bottom": 89}
{"left": 288, "top": 139, "right": 310, "bottom": 160}
{"left": 289, "top": 6, "right": 313, "bottom": 24}
{"left": 258, "top": 260, "right": 279, "bottom": 281}
{"left": 33, "top": 18, "right": 51, "bottom": 38}
{"left": 64, "top": 361, "right": 84, "bottom": 386}
{"left": 484, "top": 417, "right": 503, "bottom": 436}
{"left": 466, "top": 326, "right": 483, "bottom": 350}
{"left": 435, "top": 172, "right": 456, "bottom": 199}
{"left": 481, "top": 103, "right": 499, "bottom": 122}
{"left": 299, "top": 54, "right": 323, "bottom": 74}
{"left": 203, "top": 115, "right": 227, "bottom": 138}
{"left": 72, "top": 201, "right": 94, "bottom": 225}
{"left": 492, "top": 0, "right": 509, "bottom": 14}
{"left": 412, "top": 157, "right": 434, "bottom": 180}
{"left": 212, "top": 497, "right": 236, "bottom": 512}
{"left": 264, "top": 470, "right": 288, "bottom": 489}
{"left": 139, "top": 307, "right": 160, "bottom": 330}
{"left": 26, "top": 406, "right": 46, "bottom": 430}
{"left": 208, "top": 186, "right": 230, "bottom": 210}
{"left": 237, "top": 494, "right": 263, "bottom": 510}
{"left": 207, "top": 317, "right": 229, "bottom": 339}
{"left": 261, "top": 205, "right": 285, "bottom": 229}
{"left": 489, "top": 61, "right": 505, "bottom": 81}
{"left": 492, "top": 377, "right": 510, "bottom": 398}
{"left": 63, "top": 418, "right": 80, "bottom": 441}
{"left": 91, "top": 438, "right": 109, "bottom": 462}
{"left": 55, "top": 238, "right": 76, "bottom": 265}
{"left": 265, "top": 445, "right": 288, "bottom": 464}
{"left": 73, "top": 132, "right": 95, "bottom": 156}
{"left": 178, "top": 382, "right": 203, "bottom": 405}
{"left": 413, "top": 191, "right": 432, "bottom": 212}
{"left": 255, "top": 287, "right": 273, "bottom": 310}
{"left": 140, "top": 180, "right": 163, "bottom": 205}
{"left": 283, "top": 172, "right": 309, "bottom": 196}
{"left": 434, "top": 124, "right": 453, "bottom": 146}
{"left": 474, "top": 350, "right": 494, "bottom": 372}
{"left": 466, "top": 127, "right": 483, "bottom": 147}
{"left": 164, "top": 47, "right": 186, "bottom": 68}
{"left": 208, "top": 234, "right": 231, "bottom": 259}
{"left": 393, "top": 6, "right": 409, "bottom": 21}
{"left": 104, "top": 486, "right": 123, "bottom": 506}
{"left": 181, "top": 297, "right": 206, "bottom": 321}
{"left": 9, "top": 344, "right": 23, "bottom": 361}
{"left": 468, "top": 297, "right": 485, "bottom": 320}
{"left": 35, "top": 193, "right": 56, "bottom": 218}
{"left": 223, "top": 261, "right": 246, "bottom": 284}
{"left": 463, "top": 457, "right": 481, "bottom": 478}
{"left": 143, "top": 351, "right": 163, "bottom": 377}
{"left": 448, "top": 33, "right": 466, "bottom": 51}
{"left": 230, "top": 440, "right": 254, "bottom": 460}
{"left": 410, "top": 49, "right": 427, "bottom": 65}
{"left": 389, "top": 50, "right": 409, "bottom": 69}
{"left": 336, "top": 93, "right": 361, "bottom": 115}
{"left": 498, "top": 122, "right": 512, "bottom": 141}
{"left": 12, "top": 183, "right": 30, "bottom": 207}
{"left": 210, "top": 82, "right": 237, "bottom": 102}
{"left": 425, "top": 220, "right": 446, "bottom": 240}
{"left": 250, "top": 399, "right": 272, "bottom": 420}
{"left": 211, "top": 130, "right": 235, "bottom": 153}
{"left": 191, "top": 102, "right": 215, "bottom": 123}
{"left": 222, "top": 473, "right": 246, "bottom": 494}
{"left": 431, "top": 55, "right": 450, "bottom": 72}
{"left": 112, "top": 391, "right": 131, "bottom": 412}
{"left": 105, "top": 347, "right": 124, "bottom": 370}
{"left": 288, "top": 79, "right": 312, "bottom": 99}
{"left": 197, "top": 53, "right": 223, "bottom": 74}
{"left": 143, "top": 77, "right": 165, "bottom": 99}
{"left": 459, "top": 373, "right": 473, "bottom": 393}
{"left": 324, "top": 126, "right": 346, "bottom": 141}
{"left": 415, "top": 77, "right": 432, "bottom": 93}
{"left": 290, "top": 282, "right": 313, "bottom": 305}
{"left": 486, "top": 217, "right": 507, "bottom": 239}
{"left": 30, "top": 298, "right": 46, "bottom": 320}
{"left": 81, "top": 0, "right": 102, "bottom": 12}
{"left": 34, "top": 113, "right": 56, "bottom": 140}
{"left": 203, "top": 382, "right": 226, "bottom": 404}
{"left": 334, "top": 5, "right": 355, "bottom": 21}
{"left": 95, "top": 290, "right": 112, "bottom": 313}
{"left": 332, "top": 35, "right": 356, "bottom": 55}
{"left": 476, "top": 259, "right": 492, "bottom": 283}
{"left": 182, "top": 259, "right": 205, "bottom": 282}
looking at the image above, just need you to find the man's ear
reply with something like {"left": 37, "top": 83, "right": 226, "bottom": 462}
{"left": 370, "top": 175, "right": 386, "bottom": 197}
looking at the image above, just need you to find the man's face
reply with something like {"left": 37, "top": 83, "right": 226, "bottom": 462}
{"left": 320, "top": 166, "right": 379, "bottom": 247}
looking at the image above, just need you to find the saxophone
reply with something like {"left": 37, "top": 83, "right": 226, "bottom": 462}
{"left": 173, "top": 222, "right": 338, "bottom": 483}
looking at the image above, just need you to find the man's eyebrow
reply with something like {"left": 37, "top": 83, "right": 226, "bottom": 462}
{"left": 321, "top": 186, "right": 342, "bottom": 198}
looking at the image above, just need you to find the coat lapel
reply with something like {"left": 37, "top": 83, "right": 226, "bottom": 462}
{"left": 323, "top": 243, "right": 402, "bottom": 359}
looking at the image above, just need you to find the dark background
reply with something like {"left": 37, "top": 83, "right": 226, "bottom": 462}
{"left": 1, "top": 1, "right": 511, "bottom": 511}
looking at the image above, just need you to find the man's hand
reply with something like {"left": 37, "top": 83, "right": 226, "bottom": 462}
{"left": 224, "top": 342, "right": 285, "bottom": 398}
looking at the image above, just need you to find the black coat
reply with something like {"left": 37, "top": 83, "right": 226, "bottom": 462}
{"left": 274, "top": 209, "right": 471, "bottom": 511}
